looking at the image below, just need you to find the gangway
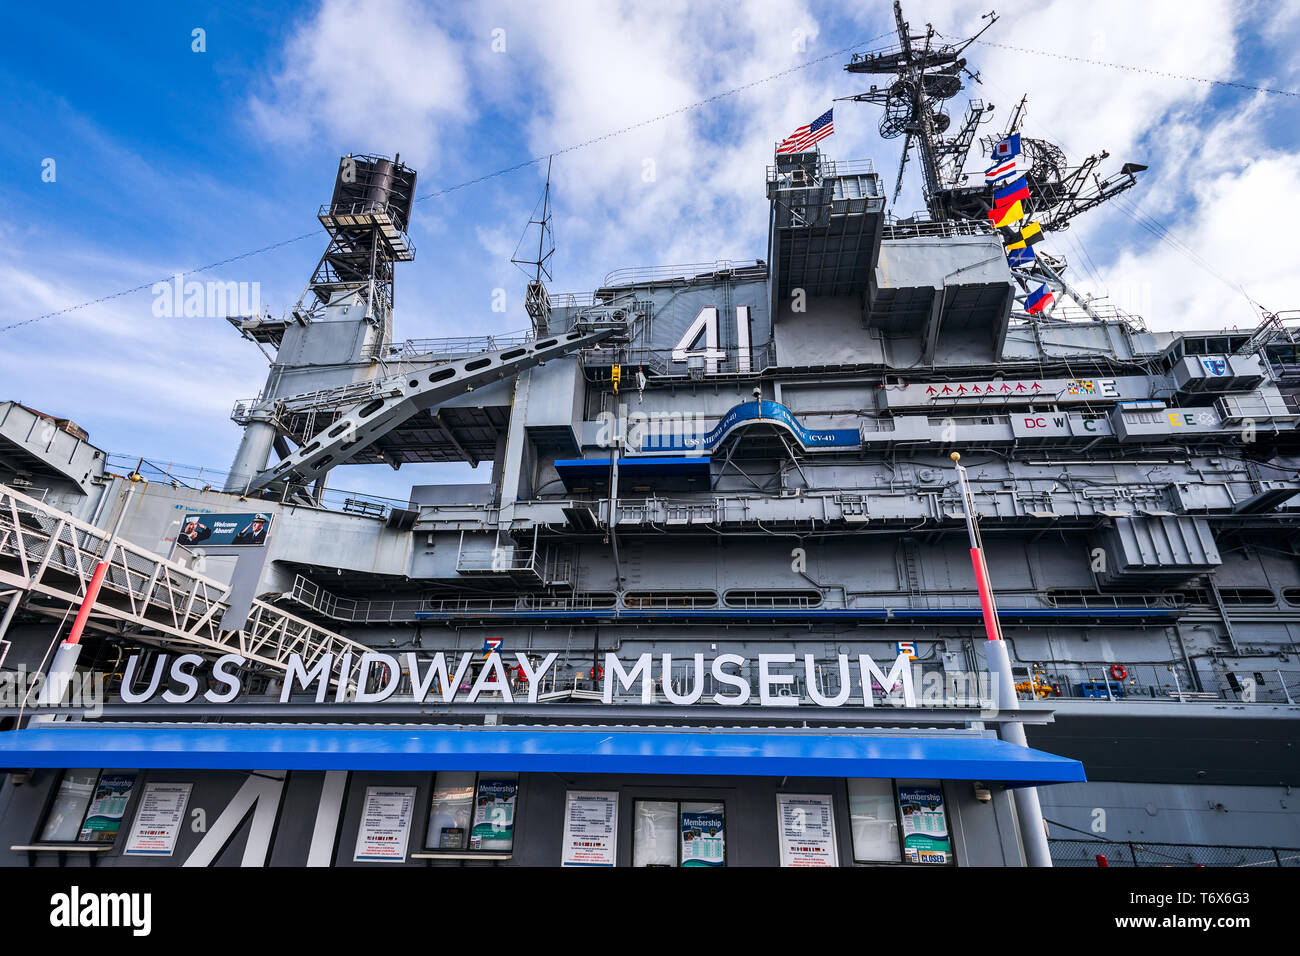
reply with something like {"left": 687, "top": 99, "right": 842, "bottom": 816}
{"left": 0, "top": 483, "right": 368, "bottom": 684}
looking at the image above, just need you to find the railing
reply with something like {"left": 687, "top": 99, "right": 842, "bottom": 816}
{"left": 765, "top": 158, "right": 877, "bottom": 183}
{"left": 0, "top": 483, "right": 368, "bottom": 681}
{"left": 1044, "top": 590, "right": 1189, "bottom": 610}
{"left": 882, "top": 218, "right": 994, "bottom": 240}
{"left": 581, "top": 344, "right": 775, "bottom": 376}
{"left": 1050, "top": 838, "right": 1300, "bottom": 867}
{"left": 1016, "top": 298, "right": 1149, "bottom": 330}
{"left": 287, "top": 574, "right": 601, "bottom": 624}
{"left": 601, "top": 259, "right": 767, "bottom": 289}
{"left": 456, "top": 548, "right": 538, "bottom": 573}
{"left": 104, "top": 454, "right": 412, "bottom": 520}
{"left": 364, "top": 330, "right": 534, "bottom": 361}
{"left": 548, "top": 292, "right": 595, "bottom": 311}
{"left": 1015, "top": 663, "right": 1300, "bottom": 706}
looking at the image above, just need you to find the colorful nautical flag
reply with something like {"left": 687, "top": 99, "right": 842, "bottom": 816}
{"left": 985, "top": 156, "right": 1019, "bottom": 183}
{"left": 1007, "top": 246, "right": 1036, "bottom": 268}
{"left": 1002, "top": 220, "right": 1044, "bottom": 247}
{"left": 991, "top": 133, "right": 1021, "bottom": 160}
{"left": 1025, "top": 283, "right": 1055, "bottom": 315}
{"left": 989, "top": 199, "right": 1023, "bottom": 228}
{"left": 992, "top": 176, "right": 1030, "bottom": 208}
{"left": 777, "top": 108, "right": 834, "bottom": 154}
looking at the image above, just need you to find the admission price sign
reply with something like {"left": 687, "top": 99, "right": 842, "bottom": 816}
{"left": 123, "top": 783, "right": 192, "bottom": 856}
{"left": 897, "top": 785, "right": 953, "bottom": 864}
{"left": 353, "top": 787, "right": 416, "bottom": 863}
{"left": 776, "top": 794, "right": 838, "bottom": 867}
{"left": 561, "top": 791, "right": 618, "bottom": 866}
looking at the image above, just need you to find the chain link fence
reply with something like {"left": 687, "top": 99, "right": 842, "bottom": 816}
{"left": 1051, "top": 838, "right": 1300, "bottom": 867}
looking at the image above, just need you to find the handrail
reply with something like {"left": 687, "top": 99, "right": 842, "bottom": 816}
{"left": 0, "top": 483, "right": 368, "bottom": 681}
{"left": 365, "top": 330, "right": 535, "bottom": 361}
{"left": 601, "top": 259, "right": 767, "bottom": 289}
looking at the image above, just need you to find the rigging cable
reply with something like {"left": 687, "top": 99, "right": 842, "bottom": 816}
{"left": 974, "top": 67, "right": 1270, "bottom": 326}
{"left": 968, "top": 39, "right": 1300, "bottom": 99}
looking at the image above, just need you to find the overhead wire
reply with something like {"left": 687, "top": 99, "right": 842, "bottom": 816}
{"left": 969, "top": 39, "right": 1300, "bottom": 99}
{"left": 2, "top": 29, "right": 895, "bottom": 336}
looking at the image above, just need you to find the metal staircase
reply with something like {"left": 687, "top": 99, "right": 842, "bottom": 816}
{"left": 248, "top": 326, "right": 619, "bottom": 493}
{"left": 0, "top": 483, "right": 368, "bottom": 682}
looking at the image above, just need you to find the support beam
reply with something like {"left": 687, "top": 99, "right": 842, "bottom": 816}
{"left": 434, "top": 411, "right": 477, "bottom": 466}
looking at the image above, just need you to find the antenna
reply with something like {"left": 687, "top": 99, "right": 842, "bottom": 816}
{"left": 842, "top": 1, "right": 998, "bottom": 217}
{"left": 511, "top": 156, "right": 556, "bottom": 335}
{"left": 843, "top": 1, "right": 1146, "bottom": 232}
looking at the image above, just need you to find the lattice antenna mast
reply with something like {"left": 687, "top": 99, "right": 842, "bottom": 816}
{"left": 842, "top": 2, "right": 998, "bottom": 217}
{"left": 292, "top": 154, "right": 417, "bottom": 326}
{"left": 512, "top": 156, "right": 556, "bottom": 335}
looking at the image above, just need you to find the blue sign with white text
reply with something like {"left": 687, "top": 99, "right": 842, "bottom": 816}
{"left": 639, "top": 401, "right": 859, "bottom": 453}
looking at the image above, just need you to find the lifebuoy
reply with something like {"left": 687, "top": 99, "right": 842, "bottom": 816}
{"left": 590, "top": 665, "right": 604, "bottom": 681}
{"left": 1110, "top": 664, "right": 1127, "bottom": 681}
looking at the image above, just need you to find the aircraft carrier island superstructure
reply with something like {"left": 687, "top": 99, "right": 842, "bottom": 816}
{"left": 1, "top": 6, "right": 1298, "bottom": 867}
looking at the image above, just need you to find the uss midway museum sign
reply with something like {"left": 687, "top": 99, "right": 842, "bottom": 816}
{"left": 111, "top": 649, "right": 991, "bottom": 708}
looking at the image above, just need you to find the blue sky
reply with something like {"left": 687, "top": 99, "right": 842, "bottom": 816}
{"left": 2, "top": 0, "right": 1297, "bottom": 503}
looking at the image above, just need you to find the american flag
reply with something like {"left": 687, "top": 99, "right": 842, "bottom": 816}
{"left": 776, "top": 108, "right": 834, "bottom": 154}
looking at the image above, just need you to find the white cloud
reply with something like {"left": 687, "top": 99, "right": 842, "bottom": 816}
{"left": 463, "top": 0, "right": 846, "bottom": 291}
{"left": 247, "top": 0, "right": 471, "bottom": 167}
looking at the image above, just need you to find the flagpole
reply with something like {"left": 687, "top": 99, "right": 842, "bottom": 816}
{"left": 950, "top": 452, "right": 1054, "bottom": 867}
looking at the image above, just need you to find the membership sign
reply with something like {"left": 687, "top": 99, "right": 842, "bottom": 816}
{"left": 680, "top": 808, "right": 725, "bottom": 867}
{"left": 561, "top": 791, "right": 618, "bottom": 866}
{"left": 123, "top": 783, "right": 192, "bottom": 856}
{"left": 897, "top": 785, "right": 953, "bottom": 864}
{"left": 470, "top": 778, "right": 518, "bottom": 850}
{"left": 776, "top": 794, "right": 839, "bottom": 867}
{"left": 354, "top": 787, "right": 416, "bottom": 863}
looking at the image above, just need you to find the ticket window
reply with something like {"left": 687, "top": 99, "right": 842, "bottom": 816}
{"left": 37, "top": 769, "right": 138, "bottom": 845}
{"left": 847, "top": 778, "right": 955, "bottom": 865}
{"left": 847, "top": 778, "right": 901, "bottom": 863}
{"left": 632, "top": 800, "right": 726, "bottom": 867}
{"left": 425, "top": 771, "right": 518, "bottom": 854}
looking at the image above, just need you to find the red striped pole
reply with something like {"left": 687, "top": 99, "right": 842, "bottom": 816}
{"left": 951, "top": 452, "right": 1053, "bottom": 867}
{"left": 66, "top": 480, "right": 139, "bottom": 645}
{"left": 65, "top": 560, "right": 110, "bottom": 646}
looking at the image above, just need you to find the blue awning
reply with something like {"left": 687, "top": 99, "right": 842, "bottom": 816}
{"left": 553, "top": 456, "right": 710, "bottom": 489}
{"left": 0, "top": 726, "right": 1084, "bottom": 785}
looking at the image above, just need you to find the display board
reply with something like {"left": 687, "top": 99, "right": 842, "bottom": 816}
{"left": 776, "top": 794, "right": 838, "bottom": 867}
{"left": 469, "top": 777, "right": 518, "bottom": 850}
{"left": 353, "top": 787, "right": 416, "bottom": 863}
{"left": 561, "top": 790, "right": 618, "bottom": 866}
{"left": 679, "top": 805, "right": 725, "bottom": 867}
{"left": 178, "top": 512, "right": 272, "bottom": 547}
{"left": 123, "top": 783, "right": 192, "bottom": 856}
{"left": 78, "top": 772, "right": 137, "bottom": 844}
{"left": 897, "top": 784, "right": 953, "bottom": 864}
